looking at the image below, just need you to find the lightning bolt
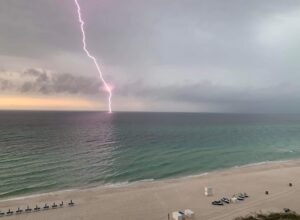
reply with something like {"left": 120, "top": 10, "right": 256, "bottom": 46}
{"left": 74, "top": 0, "right": 112, "bottom": 113}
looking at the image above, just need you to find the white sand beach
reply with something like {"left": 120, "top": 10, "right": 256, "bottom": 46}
{"left": 1, "top": 160, "right": 300, "bottom": 220}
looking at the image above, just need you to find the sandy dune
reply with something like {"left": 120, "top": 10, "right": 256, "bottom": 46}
{"left": 1, "top": 160, "right": 300, "bottom": 220}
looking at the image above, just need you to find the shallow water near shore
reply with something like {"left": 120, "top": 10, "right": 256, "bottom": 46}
{"left": 1, "top": 111, "right": 300, "bottom": 199}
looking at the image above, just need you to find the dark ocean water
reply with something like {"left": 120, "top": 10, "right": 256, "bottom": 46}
{"left": 1, "top": 111, "right": 300, "bottom": 199}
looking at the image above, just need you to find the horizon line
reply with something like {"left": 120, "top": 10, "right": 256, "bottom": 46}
{"left": 0, "top": 109, "right": 299, "bottom": 115}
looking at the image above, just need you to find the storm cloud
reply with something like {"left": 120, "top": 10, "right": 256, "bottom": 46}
{"left": 115, "top": 79, "right": 300, "bottom": 113}
{"left": 1, "top": 68, "right": 101, "bottom": 95}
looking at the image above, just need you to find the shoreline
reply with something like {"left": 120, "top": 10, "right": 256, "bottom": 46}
{"left": 1, "top": 159, "right": 300, "bottom": 219}
{"left": 0, "top": 158, "right": 297, "bottom": 202}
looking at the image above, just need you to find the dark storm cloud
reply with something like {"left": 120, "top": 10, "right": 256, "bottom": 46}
{"left": 2, "top": 68, "right": 101, "bottom": 95}
{"left": 2, "top": 67, "right": 300, "bottom": 113}
{"left": 116, "top": 80, "right": 300, "bottom": 113}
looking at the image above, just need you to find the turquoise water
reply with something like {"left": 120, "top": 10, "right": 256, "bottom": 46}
{"left": 1, "top": 111, "right": 300, "bottom": 199}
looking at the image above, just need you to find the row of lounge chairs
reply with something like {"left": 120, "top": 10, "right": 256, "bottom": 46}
{"left": 0, "top": 200, "right": 74, "bottom": 217}
{"left": 212, "top": 193, "right": 249, "bottom": 206}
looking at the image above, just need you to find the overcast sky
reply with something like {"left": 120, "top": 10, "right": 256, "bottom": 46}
{"left": 1, "top": 0, "right": 300, "bottom": 112}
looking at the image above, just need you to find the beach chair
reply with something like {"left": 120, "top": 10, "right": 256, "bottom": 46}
{"left": 25, "top": 206, "right": 32, "bottom": 213}
{"left": 243, "top": 192, "right": 249, "bottom": 198}
{"left": 68, "top": 200, "right": 75, "bottom": 206}
{"left": 221, "top": 197, "right": 230, "bottom": 204}
{"left": 238, "top": 193, "right": 245, "bottom": 199}
{"left": 233, "top": 193, "right": 244, "bottom": 201}
{"left": 52, "top": 202, "right": 58, "bottom": 209}
{"left": 16, "top": 207, "right": 23, "bottom": 214}
{"left": 34, "top": 205, "right": 41, "bottom": 211}
{"left": 212, "top": 200, "right": 223, "bottom": 206}
{"left": 6, "top": 209, "right": 13, "bottom": 216}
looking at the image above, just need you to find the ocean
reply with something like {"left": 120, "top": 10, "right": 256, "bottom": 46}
{"left": 1, "top": 111, "right": 300, "bottom": 199}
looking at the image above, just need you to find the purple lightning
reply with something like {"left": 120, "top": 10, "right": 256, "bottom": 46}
{"left": 74, "top": 0, "right": 112, "bottom": 113}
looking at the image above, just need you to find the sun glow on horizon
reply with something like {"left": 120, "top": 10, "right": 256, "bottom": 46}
{"left": 0, "top": 96, "right": 101, "bottom": 110}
